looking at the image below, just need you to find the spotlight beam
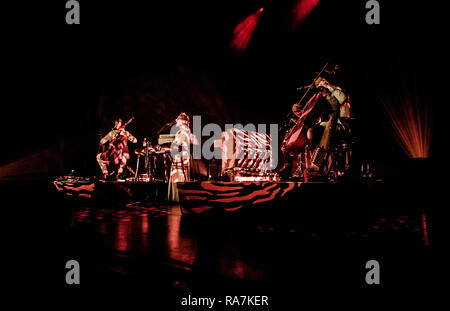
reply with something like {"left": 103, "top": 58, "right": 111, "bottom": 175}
{"left": 230, "top": 8, "right": 264, "bottom": 53}
{"left": 381, "top": 90, "right": 432, "bottom": 158}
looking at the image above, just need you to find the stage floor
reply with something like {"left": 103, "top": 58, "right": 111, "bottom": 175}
{"left": 61, "top": 202, "right": 433, "bottom": 301}
{"left": 52, "top": 177, "right": 434, "bottom": 297}
{"left": 0, "top": 179, "right": 434, "bottom": 304}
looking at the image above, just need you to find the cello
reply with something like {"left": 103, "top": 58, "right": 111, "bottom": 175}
{"left": 99, "top": 117, "right": 135, "bottom": 166}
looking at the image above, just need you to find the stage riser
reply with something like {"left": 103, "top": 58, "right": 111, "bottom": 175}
{"left": 52, "top": 180, "right": 430, "bottom": 217}
{"left": 177, "top": 181, "right": 428, "bottom": 215}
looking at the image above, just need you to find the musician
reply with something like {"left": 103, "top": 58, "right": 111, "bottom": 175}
{"left": 168, "top": 113, "right": 198, "bottom": 201}
{"left": 279, "top": 86, "right": 331, "bottom": 176}
{"left": 307, "top": 94, "right": 351, "bottom": 147}
{"left": 306, "top": 77, "right": 351, "bottom": 148}
{"left": 304, "top": 77, "right": 352, "bottom": 177}
{"left": 169, "top": 113, "right": 198, "bottom": 183}
{"left": 96, "top": 118, "right": 137, "bottom": 179}
{"left": 280, "top": 70, "right": 351, "bottom": 179}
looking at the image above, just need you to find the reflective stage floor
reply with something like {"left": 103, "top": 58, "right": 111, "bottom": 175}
{"left": 2, "top": 180, "right": 435, "bottom": 305}
{"left": 63, "top": 188, "right": 433, "bottom": 296}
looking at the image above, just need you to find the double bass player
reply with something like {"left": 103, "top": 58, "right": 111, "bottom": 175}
{"left": 279, "top": 64, "right": 351, "bottom": 180}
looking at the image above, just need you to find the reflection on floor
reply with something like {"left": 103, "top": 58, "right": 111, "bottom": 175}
{"left": 67, "top": 201, "right": 430, "bottom": 290}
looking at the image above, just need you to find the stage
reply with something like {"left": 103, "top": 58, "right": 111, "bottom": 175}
{"left": 53, "top": 178, "right": 430, "bottom": 216}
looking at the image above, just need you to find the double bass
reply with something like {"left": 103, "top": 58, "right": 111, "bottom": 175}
{"left": 281, "top": 93, "right": 323, "bottom": 155}
{"left": 279, "top": 64, "right": 348, "bottom": 174}
{"left": 280, "top": 63, "right": 330, "bottom": 157}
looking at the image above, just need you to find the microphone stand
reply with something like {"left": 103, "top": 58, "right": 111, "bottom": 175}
{"left": 157, "top": 122, "right": 175, "bottom": 135}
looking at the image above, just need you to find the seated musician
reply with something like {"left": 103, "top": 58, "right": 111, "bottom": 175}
{"left": 307, "top": 78, "right": 351, "bottom": 147}
{"left": 280, "top": 69, "right": 351, "bottom": 179}
{"left": 96, "top": 118, "right": 137, "bottom": 180}
{"left": 306, "top": 77, "right": 352, "bottom": 174}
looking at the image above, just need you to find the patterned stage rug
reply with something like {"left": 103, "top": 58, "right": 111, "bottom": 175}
{"left": 52, "top": 177, "right": 168, "bottom": 202}
{"left": 52, "top": 178, "right": 303, "bottom": 211}
{"left": 53, "top": 179, "right": 400, "bottom": 217}
{"left": 53, "top": 177, "right": 95, "bottom": 198}
{"left": 176, "top": 181, "right": 303, "bottom": 214}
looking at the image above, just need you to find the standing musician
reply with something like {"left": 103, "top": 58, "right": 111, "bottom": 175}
{"left": 169, "top": 113, "right": 198, "bottom": 183}
{"left": 96, "top": 118, "right": 137, "bottom": 180}
{"left": 168, "top": 112, "right": 198, "bottom": 201}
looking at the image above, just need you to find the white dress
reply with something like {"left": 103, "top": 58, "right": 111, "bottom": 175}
{"left": 168, "top": 123, "right": 197, "bottom": 201}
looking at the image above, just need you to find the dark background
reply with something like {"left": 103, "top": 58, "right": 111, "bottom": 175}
{"left": 1, "top": 0, "right": 443, "bottom": 179}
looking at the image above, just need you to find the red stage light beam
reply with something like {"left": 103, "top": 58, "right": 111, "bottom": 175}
{"left": 292, "top": 0, "right": 320, "bottom": 28}
{"left": 230, "top": 7, "right": 264, "bottom": 53}
{"left": 381, "top": 89, "right": 432, "bottom": 158}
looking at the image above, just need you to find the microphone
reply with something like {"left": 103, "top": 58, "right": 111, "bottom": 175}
{"left": 157, "top": 120, "right": 176, "bottom": 135}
